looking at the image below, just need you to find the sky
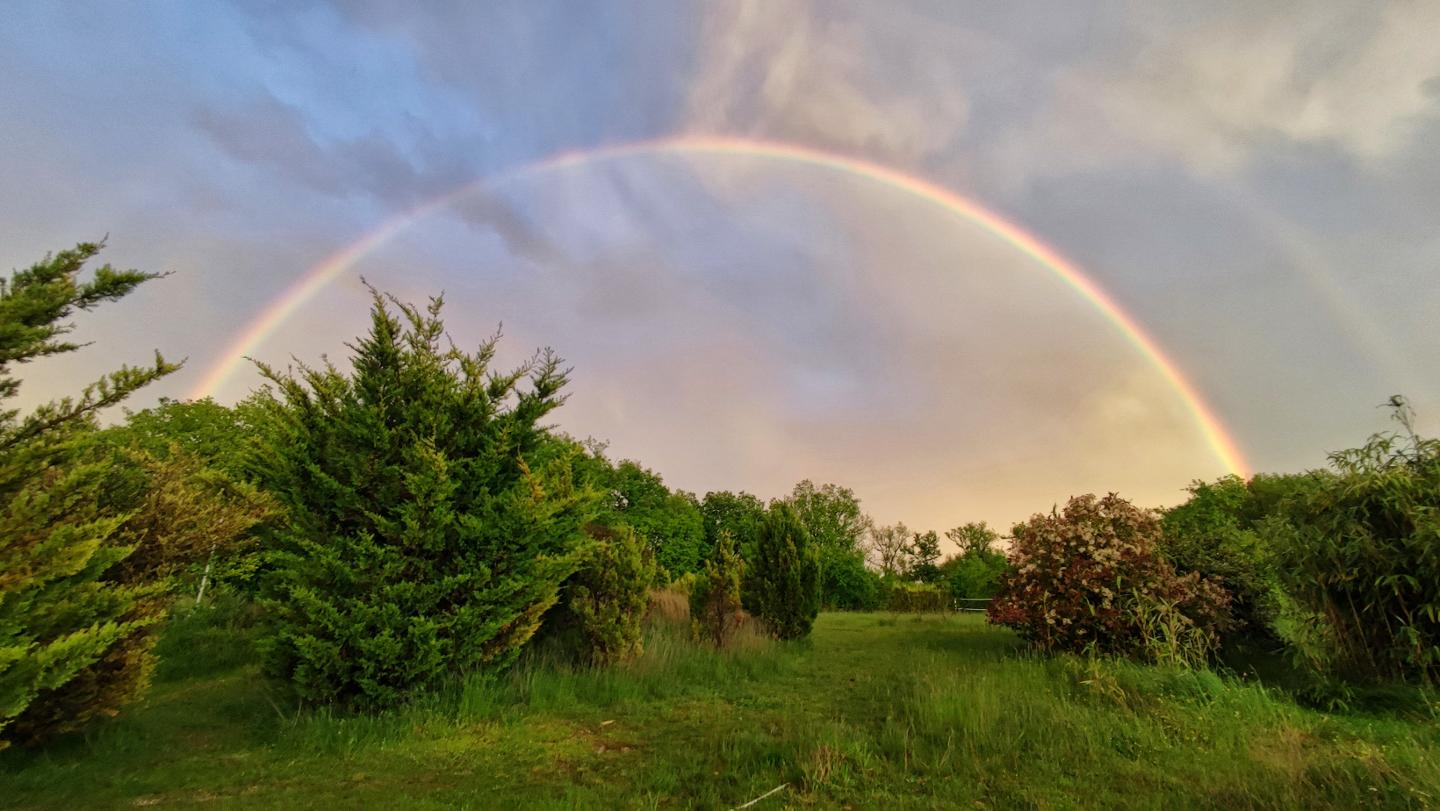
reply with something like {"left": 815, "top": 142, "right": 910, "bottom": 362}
{"left": 3, "top": 1, "right": 1437, "bottom": 542}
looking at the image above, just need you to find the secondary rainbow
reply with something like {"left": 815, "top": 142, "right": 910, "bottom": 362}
{"left": 191, "top": 135, "right": 1252, "bottom": 478}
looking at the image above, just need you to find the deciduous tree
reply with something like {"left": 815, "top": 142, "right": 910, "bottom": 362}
{"left": 700, "top": 490, "right": 766, "bottom": 555}
{"left": 786, "top": 480, "right": 876, "bottom": 607}
{"left": 865, "top": 522, "right": 912, "bottom": 577}
{"left": 909, "top": 530, "right": 942, "bottom": 583}
{"left": 602, "top": 460, "right": 705, "bottom": 578}
{"left": 945, "top": 522, "right": 999, "bottom": 557}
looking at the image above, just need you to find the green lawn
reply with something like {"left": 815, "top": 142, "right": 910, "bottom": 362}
{"left": 3, "top": 609, "right": 1437, "bottom": 809}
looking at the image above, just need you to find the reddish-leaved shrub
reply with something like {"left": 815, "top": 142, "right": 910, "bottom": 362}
{"left": 988, "top": 494, "right": 1233, "bottom": 665}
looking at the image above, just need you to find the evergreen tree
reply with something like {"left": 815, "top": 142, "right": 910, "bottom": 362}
{"left": 748, "top": 503, "right": 820, "bottom": 640}
{"left": 252, "top": 289, "right": 597, "bottom": 709}
{"left": 689, "top": 531, "right": 746, "bottom": 648}
{"left": 0, "top": 242, "right": 177, "bottom": 747}
{"left": 700, "top": 490, "right": 767, "bottom": 614}
{"left": 569, "top": 525, "right": 656, "bottom": 666}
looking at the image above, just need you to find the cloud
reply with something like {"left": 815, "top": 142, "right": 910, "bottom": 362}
{"left": 313, "top": 0, "right": 695, "bottom": 154}
{"left": 193, "top": 88, "right": 579, "bottom": 264}
{"left": 6, "top": 0, "right": 1438, "bottom": 534}
{"left": 683, "top": 0, "right": 971, "bottom": 166}
{"left": 991, "top": 3, "right": 1440, "bottom": 186}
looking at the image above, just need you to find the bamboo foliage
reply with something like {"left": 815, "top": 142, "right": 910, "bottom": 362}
{"left": 1265, "top": 398, "right": 1440, "bottom": 685}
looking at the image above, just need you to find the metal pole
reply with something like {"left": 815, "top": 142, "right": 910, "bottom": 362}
{"left": 193, "top": 545, "right": 217, "bottom": 608}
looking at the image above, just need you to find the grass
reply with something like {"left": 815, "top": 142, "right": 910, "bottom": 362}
{"left": 3, "top": 601, "right": 1438, "bottom": 809}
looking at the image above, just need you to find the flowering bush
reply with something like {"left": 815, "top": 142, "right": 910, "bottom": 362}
{"left": 988, "top": 494, "right": 1233, "bottom": 665}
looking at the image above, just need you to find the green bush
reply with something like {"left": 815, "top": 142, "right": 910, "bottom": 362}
{"left": 747, "top": 503, "right": 820, "bottom": 640}
{"left": 700, "top": 491, "right": 766, "bottom": 556}
{"left": 251, "top": 289, "right": 598, "bottom": 709}
{"left": 988, "top": 494, "right": 1233, "bottom": 666}
{"left": 1264, "top": 400, "right": 1440, "bottom": 685}
{"left": 819, "top": 550, "right": 883, "bottom": 610}
{"left": 92, "top": 397, "right": 279, "bottom": 596}
{"left": 89, "top": 443, "right": 277, "bottom": 595}
{"left": 569, "top": 526, "right": 656, "bottom": 666}
{"left": 103, "top": 397, "right": 256, "bottom": 476}
{"left": 883, "top": 581, "right": 951, "bottom": 613}
{"left": 1160, "top": 475, "right": 1281, "bottom": 643}
{"left": 602, "top": 461, "right": 705, "bottom": 578}
{"left": 943, "top": 550, "right": 1010, "bottom": 601}
{"left": 666, "top": 570, "right": 699, "bottom": 598}
{"left": 0, "top": 243, "right": 176, "bottom": 747}
{"left": 690, "top": 532, "right": 746, "bottom": 648}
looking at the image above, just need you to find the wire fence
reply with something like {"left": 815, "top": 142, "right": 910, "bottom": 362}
{"left": 879, "top": 591, "right": 993, "bottom": 614}
{"left": 952, "top": 597, "right": 992, "bottom": 613}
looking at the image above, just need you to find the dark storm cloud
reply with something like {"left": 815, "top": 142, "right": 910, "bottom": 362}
{"left": 306, "top": 0, "right": 698, "bottom": 160}
{"left": 192, "top": 87, "right": 570, "bottom": 263}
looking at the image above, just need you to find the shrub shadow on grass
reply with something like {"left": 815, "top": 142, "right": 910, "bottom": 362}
{"left": 910, "top": 614, "right": 1024, "bottom": 662}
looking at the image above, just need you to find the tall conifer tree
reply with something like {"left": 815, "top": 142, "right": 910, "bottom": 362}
{"left": 748, "top": 503, "right": 821, "bottom": 640}
{"left": 252, "top": 289, "right": 597, "bottom": 708}
{"left": 0, "top": 243, "right": 176, "bottom": 747}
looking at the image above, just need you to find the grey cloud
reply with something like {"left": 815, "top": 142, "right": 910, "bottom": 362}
{"left": 310, "top": 0, "right": 696, "bottom": 155}
{"left": 988, "top": 2, "right": 1440, "bottom": 187}
{"left": 684, "top": 0, "right": 972, "bottom": 167}
{"left": 193, "top": 92, "right": 571, "bottom": 263}
{"left": 194, "top": 96, "right": 353, "bottom": 197}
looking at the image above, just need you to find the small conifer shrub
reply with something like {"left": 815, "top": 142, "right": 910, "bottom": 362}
{"left": 748, "top": 503, "right": 821, "bottom": 641}
{"left": 690, "top": 532, "right": 746, "bottom": 647}
{"left": 569, "top": 525, "right": 656, "bottom": 666}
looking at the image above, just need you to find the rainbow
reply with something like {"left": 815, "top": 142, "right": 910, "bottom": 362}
{"left": 191, "top": 135, "right": 1251, "bottom": 478}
